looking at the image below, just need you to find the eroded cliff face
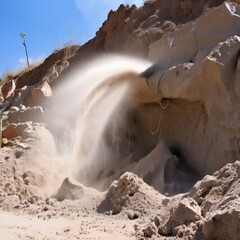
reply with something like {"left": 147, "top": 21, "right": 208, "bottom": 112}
{"left": 72, "top": 2, "right": 240, "bottom": 195}
{"left": 79, "top": 0, "right": 225, "bottom": 57}
{"left": 0, "top": 0, "right": 226, "bottom": 108}
{"left": 146, "top": 2, "right": 240, "bottom": 181}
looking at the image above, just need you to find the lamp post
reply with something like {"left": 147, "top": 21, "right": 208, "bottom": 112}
{"left": 20, "top": 32, "right": 30, "bottom": 67}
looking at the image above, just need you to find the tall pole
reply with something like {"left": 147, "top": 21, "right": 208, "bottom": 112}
{"left": 20, "top": 33, "right": 30, "bottom": 67}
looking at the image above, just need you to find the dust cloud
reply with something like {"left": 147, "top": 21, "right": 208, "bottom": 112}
{"left": 45, "top": 54, "right": 151, "bottom": 189}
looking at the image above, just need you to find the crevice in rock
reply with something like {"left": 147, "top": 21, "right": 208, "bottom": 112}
{"left": 76, "top": 96, "right": 206, "bottom": 195}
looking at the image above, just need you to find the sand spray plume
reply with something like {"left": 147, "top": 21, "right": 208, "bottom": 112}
{"left": 72, "top": 71, "right": 147, "bottom": 188}
{"left": 52, "top": 54, "right": 151, "bottom": 119}
{"left": 45, "top": 54, "right": 152, "bottom": 189}
{"left": 42, "top": 53, "right": 200, "bottom": 194}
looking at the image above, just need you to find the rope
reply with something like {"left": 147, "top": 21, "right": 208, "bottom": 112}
{"left": 158, "top": 99, "right": 169, "bottom": 143}
{"left": 150, "top": 99, "right": 169, "bottom": 143}
{"left": 150, "top": 108, "right": 162, "bottom": 135}
{"left": 148, "top": 72, "right": 170, "bottom": 143}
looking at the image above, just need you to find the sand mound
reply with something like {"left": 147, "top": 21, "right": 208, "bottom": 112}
{"left": 55, "top": 177, "right": 99, "bottom": 201}
{"left": 106, "top": 172, "right": 165, "bottom": 214}
{"left": 137, "top": 160, "right": 240, "bottom": 239}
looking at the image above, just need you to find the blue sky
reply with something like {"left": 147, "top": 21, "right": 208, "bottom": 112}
{"left": 0, "top": 0, "right": 143, "bottom": 77}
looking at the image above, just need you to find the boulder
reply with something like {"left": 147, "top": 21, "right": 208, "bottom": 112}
{"left": 7, "top": 111, "right": 20, "bottom": 123}
{"left": 24, "top": 81, "right": 53, "bottom": 107}
{"left": 1, "top": 80, "right": 16, "bottom": 99}
{"left": 54, "top": 177, "right": 85, "bottom": 201}
{"left": 0, "top": 92, "right": 4, "bottom": 106}
{"left": 4, "top": 106, "right": 45, "bottom": 124}
{"left": 2, "top": 122, "right": 32, "bottom": 139}
{"left": 19, "top": 106, "right": 44, "bottom": 123}
{"left": 171, "top": 197, "right": 202, "bottom": 224}
{"left": 188, "top": 161, "right": 240, "bottom": 214}
{"left": 54, "top": 177, "right": 99, "bottom": 202}
{"left": 202, "top": 205, "right": 240, "bottom": 240}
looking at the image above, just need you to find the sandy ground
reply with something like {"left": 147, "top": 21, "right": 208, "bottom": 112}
{"left": 1, "top": 129, "right": 239, "bottom": 240}
{"left": 0, "top": 210, "right": 137, "bottom": 240}
{"left": 0, "top": 137, "right": 162, "bottom": 240}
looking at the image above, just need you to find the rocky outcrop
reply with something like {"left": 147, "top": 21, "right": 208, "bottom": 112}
{"left": 2, "top": 106, "right": 44, "bottom": 127}
{"left": 24, "top": 81, "right": 53, "bottom": 107}
{"left": 135, "top": 161, "right": 240, "bottom": 239}
{"left": 0, "top": 45, "right": 78, "bottom": 111}
{"left": 1, "top": 79, "right": 16, "bottom": 99}
{"left": 0, "top": 1, "right": 226, "bottom": 113}
{"left": 145, "top": 2, "right": 240, "bottom": 176}
{"left": 2, "top": 122, "right": 32, "bottom": 140}
{"left": 78, "top": 2, "right": 240, "bottom": 194}
{"left": 14, "top": 46, "right": 79, "bottom": 89}
{"left": 202, "top": 202, "right": 240, "bottom": 240}
{"left": 188, "top": 161, "right": 240, "bottom": 215}
{"left": 74, "top": 0, "right": 225, "bottom": 58}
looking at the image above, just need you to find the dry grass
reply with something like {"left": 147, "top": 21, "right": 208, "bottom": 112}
{"left": 230, "top": 0, "right": 240, "bottom": 4}
{"left": 0, "top": 62, "right": 41, "bottom": 86}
